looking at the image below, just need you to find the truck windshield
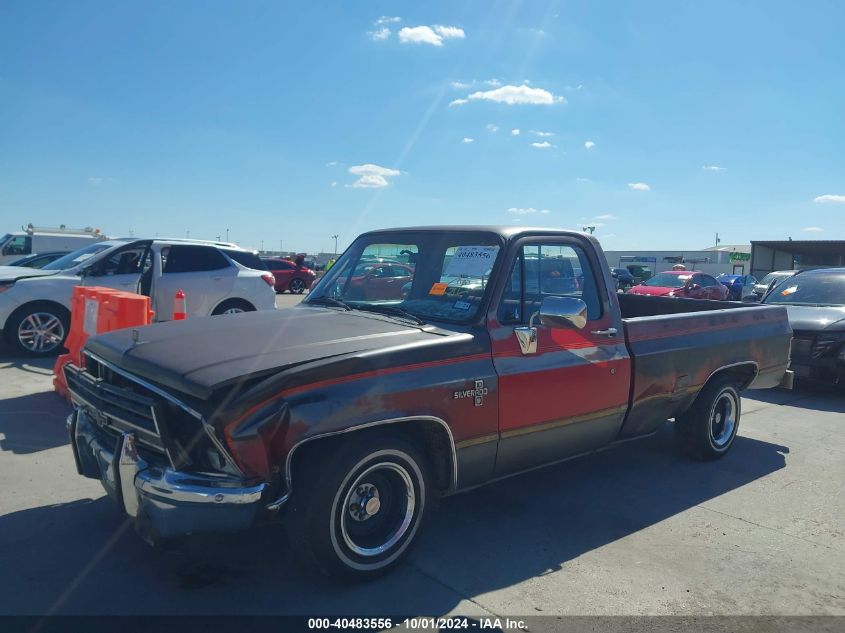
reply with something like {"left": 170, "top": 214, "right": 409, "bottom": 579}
{"left": 41, "top": 242, "right": 116, "bottom": 270}
{"left": 762, "top": 272, "right": 845, "bottom": 306}
{"left": 306, "top": 230, "right": 503, "bottom": 323}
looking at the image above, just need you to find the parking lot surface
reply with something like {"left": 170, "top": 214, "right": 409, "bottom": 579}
{"left": 1, "top": 297, "right": 843, "bottom": 616}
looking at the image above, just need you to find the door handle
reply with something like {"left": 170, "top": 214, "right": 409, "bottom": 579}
{"left": 590, "top": 328, "right": 618, "bottom": 338}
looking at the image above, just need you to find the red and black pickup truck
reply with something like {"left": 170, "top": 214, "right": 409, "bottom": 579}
{"left": 65, "top": 226, "right": 792, "bottom": 579}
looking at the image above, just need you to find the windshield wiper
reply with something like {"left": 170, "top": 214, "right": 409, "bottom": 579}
{"left": 307, "top": 296, "right": 352, "bottom": 311}
{"left": 350, "top": 304, "right": 426, "bottom": 325}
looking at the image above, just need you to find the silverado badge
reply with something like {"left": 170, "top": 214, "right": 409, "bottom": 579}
{"left": 454, "top": 379, "right": 488, "bottom": 406}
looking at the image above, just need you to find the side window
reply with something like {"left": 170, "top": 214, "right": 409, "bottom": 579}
{"left": 98, "top": 246, "right": 147, "bottom": 275}
{"left": 700, "top": 275, "right": 717, "bottom": 287}
{"left": 390, "top": 265, "right": 411, "bottom": 278}
{"left": 163, "top": 245, "right": 229, "bottom": 273}
{"left": 499, "top": 243, "right": 602, "bottom": 324}
{"left": 3, "top": 235, "right": 32, "bottom": 256}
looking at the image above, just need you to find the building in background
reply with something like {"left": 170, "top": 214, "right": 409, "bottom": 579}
{"left": 604, "top": 244, "right": 752, "bottom": 278}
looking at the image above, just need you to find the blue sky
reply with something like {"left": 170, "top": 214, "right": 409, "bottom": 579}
{"left": 2, "top": 1, "right": 843, "bottom": 254}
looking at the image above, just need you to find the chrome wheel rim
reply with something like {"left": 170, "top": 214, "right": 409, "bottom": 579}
{"left": 709, "top": 389, "right": 738, "bottom": 448}
{"left": 222, "top": 307, "right": 244, "bottom": 315}
{"left": 290, "top": 279, "right": 305, "bottom": 293}
{"left": 18, "top": 311, "right": 65, "bottom": 353}
{"left": 340, "top": 462, "right": 415, "bottom": 557}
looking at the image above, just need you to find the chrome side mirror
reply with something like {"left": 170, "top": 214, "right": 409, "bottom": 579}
{"left": 533, "top": 296, "right": 588, "bottom": 330}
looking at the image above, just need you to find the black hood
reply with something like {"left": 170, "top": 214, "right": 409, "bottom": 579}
{"left": 783, "top": 305, "right": 845, "bottom": 332}
{"left": 85, "top": 306, "right": 448, "bottom": 399}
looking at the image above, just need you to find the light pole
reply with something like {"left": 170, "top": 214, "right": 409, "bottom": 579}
{"left": 331, "top": 234, "right": 339, "bottom": 256}
{"left": 260, "top": 240, "right": 264, "bottom": 253}
{"left": 226, "top": 228, "right": 230, "bottom": 242}
{"left": 582, "top": 226, "right": 596, "bottom": 234}
{"left": 186, "top": 229, "right": 190, "bottom": 239}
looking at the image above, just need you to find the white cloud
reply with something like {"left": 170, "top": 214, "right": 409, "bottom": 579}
{"left": 531, "top": 141, "right": 553, "bottom": 149}
{"left": 802, "top": 226, "right": 824, "bottom": 232}
{"left": 702, "top": 165, "right": 726, "bottom": 172}
{"left": 466, "top": 84, "right": 564, "bottom": 105}
{"left": 486, "top": 123, "right": 499, "bottom": 133}
{"left": 584, "top": 141, "right": 596, "bottom": 149}
{"left": 814, "top": 194, "right": 845, "bottom": 204}
{"left": 532, "top": 130, "right": 555, "bottom": 137}
{"left": 602, "top": 233, "right": 616, "bottom": 239}
{"left": 462, "top": 137, "right": 474, "bottom": 144}
{"left": 450, "top": 81, "right": 470, "bottom": 89}
{"left": 511, "top": 128, "right": 520, "bottom": 136}
{"left": 88, "top": 177, "right": 103, "bottom": 186}
{"left": 449, "top": 98, "right": 468, "bottom": 107}
{"left": 508, "top": 207, "right": 550, "bottom": 215}
{"left": 628, "top": 182, "right": 651, "bottom": 191}
{"left": 398, "top": 25, "right": 465, "bottom": 46}
{"left": 576, "top": 177, "right": 591, "bottom": 182}
{"left": 331, "top": 181, "right": 338, "bottom": 188}
{"left": 347, "top": 164, "right": 401, "bottom": 188}
{"left": 369, "top": 27, "right": 391, "bottom": 41}
{"left": 376, "top": 16, "right": 401, "bottom": 25}
{"left": 326, "top": 161, "right": 339, "bottom": 166}
{"left": 595, "top": 214, "right": 617, "bottom": 220}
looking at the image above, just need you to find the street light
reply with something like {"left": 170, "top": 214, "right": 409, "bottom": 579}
{"left": 331, "top": 234, "right": 339, "bottom": 255}
{"left": 582, "top": 226, "right": 596, "bottom": 234}
{"left": 226, "top": 228, "right": 230, "bottom": 242}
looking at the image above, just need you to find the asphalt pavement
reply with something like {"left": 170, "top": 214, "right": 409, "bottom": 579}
{"left": 0, "top": 297, "right": 843, "bottom": 616}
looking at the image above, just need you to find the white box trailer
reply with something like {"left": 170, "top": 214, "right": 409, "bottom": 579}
{"left": 0, "top": 224, "right": 108, "bottom": 265}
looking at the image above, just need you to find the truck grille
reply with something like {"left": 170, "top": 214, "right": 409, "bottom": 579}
{"left": 65, "top": 362, "right": 169, "bottom": 457}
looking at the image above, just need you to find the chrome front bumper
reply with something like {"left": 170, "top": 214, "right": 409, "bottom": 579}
{"left": 68, "top": 408, "right": 267, "bottom": 543}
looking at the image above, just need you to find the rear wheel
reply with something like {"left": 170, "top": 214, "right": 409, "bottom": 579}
{"left": 675, "top": 377, "right": 741, "bottom": 460}
{"left": 289, "top": 278, "right": 306, "bottom": 294}
{"left": 286, "top": 435, "right": 430, "bottom": 581}
{"left": 5, "top": 302, "right": 70, "bottom": 357}
{"left": 211, "top": 299, "right": 255, "bottom": 316}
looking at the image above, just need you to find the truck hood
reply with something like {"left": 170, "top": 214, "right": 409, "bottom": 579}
{"left": 782, "top": 305, "right": 845, "bottom": 332}
{"left": 84, "top": 306, "right": 449, "bottom": 399}
{"left": 0, "top": 266, "right": 60, "bottom": 281}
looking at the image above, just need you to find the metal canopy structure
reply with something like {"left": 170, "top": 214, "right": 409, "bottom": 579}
{"left": 750, "top": 240, "right": 845, "bottom": 277}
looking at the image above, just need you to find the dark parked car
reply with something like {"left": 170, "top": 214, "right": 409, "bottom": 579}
{"left": 753, "top": 270, "right": 797, "bottom": 299}
{"left": 762, "top": 267, "right": 845, "bottom": 385}
{"left": 611, "top": 267, "right": 635, "bottom": 290}
{"left": 7, "top": 251, "right": 70, "bottom": 269}
{"left": 717, "top": 274, "right": 758, "bottom": 301}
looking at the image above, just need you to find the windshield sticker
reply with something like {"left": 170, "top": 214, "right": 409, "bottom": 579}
{"left": 444, "top": 246, "right": 499, "bottom": 278}
{"left": 781, "top": 285, "right": 798, "bottom": 296}
{"left": 453, "top": 300, "right": 471, "bottom": 311}
{"left": 74, "top": 253, "right": 96, "bottom": 263}
{"left": 429, "top": 282, "right": 448, "bottom": 296}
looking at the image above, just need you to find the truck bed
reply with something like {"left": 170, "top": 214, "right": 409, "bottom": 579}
{"left": 617, "top": 294, "right": 792, "bottom": 438}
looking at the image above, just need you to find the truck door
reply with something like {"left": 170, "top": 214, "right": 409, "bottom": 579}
{"left": 488, "top": 238, "right": 632, "bottom": 475}
{"left": 81, "top": 241, "right": 151, "bottom": 293}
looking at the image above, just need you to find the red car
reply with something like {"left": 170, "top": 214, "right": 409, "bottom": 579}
{"left": 345, "top": 262, "right": 414, "bottom": 300}
{"left": 263, "top": 258, "right": 317, "bottom": 294}
{"left": 628, "top": 271, "right": 729, "bottom": 300}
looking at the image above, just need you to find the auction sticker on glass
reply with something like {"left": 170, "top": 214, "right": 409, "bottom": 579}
{"left": 444, "top": 246, "right": 499, "bottom": 278}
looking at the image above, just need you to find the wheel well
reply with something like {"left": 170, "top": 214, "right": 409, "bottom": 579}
{"left": 4, "top": 300, "right": 70, "bottom": 342}
{"left": 287, "top": 419, "right": 455, "bottom": 495}
{"left": 708, "top": 363, "right": 758, "bottom": 391}
{"left": 212, "top": 298, "right": 255, "bottom": 314}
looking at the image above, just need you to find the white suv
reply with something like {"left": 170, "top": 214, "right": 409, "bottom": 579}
{"left": 0, "top": 238, "right": 276, "bottom": 356}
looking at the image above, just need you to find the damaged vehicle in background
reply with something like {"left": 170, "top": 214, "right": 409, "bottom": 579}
{"left": 761, "top": 267, "right": 845, "bottom": 386}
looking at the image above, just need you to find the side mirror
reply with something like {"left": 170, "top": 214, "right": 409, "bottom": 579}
{"left": 533, "top": 296, "right": 588, "bottom": 330}
{"left": 742, "top": 294, "right": 760, "bottom": 303}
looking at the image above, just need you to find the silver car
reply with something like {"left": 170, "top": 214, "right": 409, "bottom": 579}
{"left": 0, "top": 238, "right": 276, "bottom": 356}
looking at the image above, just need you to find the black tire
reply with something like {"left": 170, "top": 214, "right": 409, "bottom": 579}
{"left": 286, "top": 435, "right": 430, "bottom": 581}
{"left": 5, "top": 301, "right": 70, "bottom": 357}
{"left": 288, "top": 278, "right": 306, "bottom": 294}
{"left": 211, "top": 299, "right": 256, "bottom": 316}
{"left": 675, "top": 377, "right": 742, "bottom": 460}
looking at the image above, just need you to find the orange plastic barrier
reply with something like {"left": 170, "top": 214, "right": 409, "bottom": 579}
{"left": 53, "top": 286, "right": 154, "bottom": 401}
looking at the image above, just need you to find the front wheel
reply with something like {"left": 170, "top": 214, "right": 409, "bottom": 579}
{"left": 5, "top": 302, "right": 70, "bottom": 357}
{"left": 675, "top": 377, "right": 741, "bottom": 460}
{"left": 288, "top": 278, "right": 306, "bottom": 294}
{"left": 286, "top": 435, "right": 430, "bottom": 581}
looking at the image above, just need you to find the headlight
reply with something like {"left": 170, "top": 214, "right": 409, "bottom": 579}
{"left": 812, "top": 333, "right": 845, "bottom": 359}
